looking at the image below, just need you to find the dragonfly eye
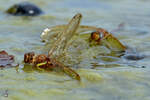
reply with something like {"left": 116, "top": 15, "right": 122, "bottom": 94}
{"left": 24, "top": 52, "right": 35, "bottom": 63}
{"left": 91, "top": 31, "right": 103, "bottom": 41}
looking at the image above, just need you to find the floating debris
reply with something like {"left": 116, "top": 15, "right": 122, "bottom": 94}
{"left": 0, "top": 50, "right": 15, "bottom": 68}
{"left": 6, "top": 2, "right": 43, "bottom": 16}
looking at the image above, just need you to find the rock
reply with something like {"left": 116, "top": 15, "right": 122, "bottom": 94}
{"left": 6, "top": 2, "right": 43, "bottom": 16}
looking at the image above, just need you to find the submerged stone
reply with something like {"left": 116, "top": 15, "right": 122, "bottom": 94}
{"left": 6, "top": 2, "right": 43, "bottom": 16}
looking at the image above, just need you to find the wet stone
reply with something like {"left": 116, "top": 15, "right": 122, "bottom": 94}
{"left": 6, "top": 2, "right": 43, "bottom": 16}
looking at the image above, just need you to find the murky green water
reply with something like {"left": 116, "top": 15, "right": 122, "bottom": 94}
{"left": 0, "top": 0, "right": 150, "bottom": 100}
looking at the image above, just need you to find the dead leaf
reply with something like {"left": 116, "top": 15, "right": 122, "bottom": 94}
{"left": 0, "top": 50, "right": 15, "bottom": 67}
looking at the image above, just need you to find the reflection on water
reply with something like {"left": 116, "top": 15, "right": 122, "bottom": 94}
{"left": 0, "top": 0, "right": 150, "bottom": 100}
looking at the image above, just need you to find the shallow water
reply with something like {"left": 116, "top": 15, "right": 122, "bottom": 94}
{"left": 0, "top": 0, "right": 150, "bottom": 100}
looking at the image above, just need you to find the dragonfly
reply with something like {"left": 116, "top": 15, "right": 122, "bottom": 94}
{"left": 41, "top": 14, "right": 126, "bottom": 53}
{"left": 24, "top": 13, "right": 83, "bottom": 81}
{"left": 24, "top": 13, "right": 126, "bottom": 81}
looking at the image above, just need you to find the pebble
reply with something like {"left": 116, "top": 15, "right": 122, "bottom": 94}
{"left": 6, "top": 2, "right": 43, "bottom": 16}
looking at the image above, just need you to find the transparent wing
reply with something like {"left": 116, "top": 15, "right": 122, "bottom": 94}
{"left": 48, "top": 13, "right": 82, "bottom": 57}
{"left": 41, "top": 25, "right": 106, "bottom": 42}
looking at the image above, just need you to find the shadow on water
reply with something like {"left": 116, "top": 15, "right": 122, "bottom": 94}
{"left": 91, "top": 46, "right": 146, "bottom": 69}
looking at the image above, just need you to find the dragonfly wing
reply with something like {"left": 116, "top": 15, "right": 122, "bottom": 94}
{"left": 48, "top": 13, "right": 82, "bottom": 57}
